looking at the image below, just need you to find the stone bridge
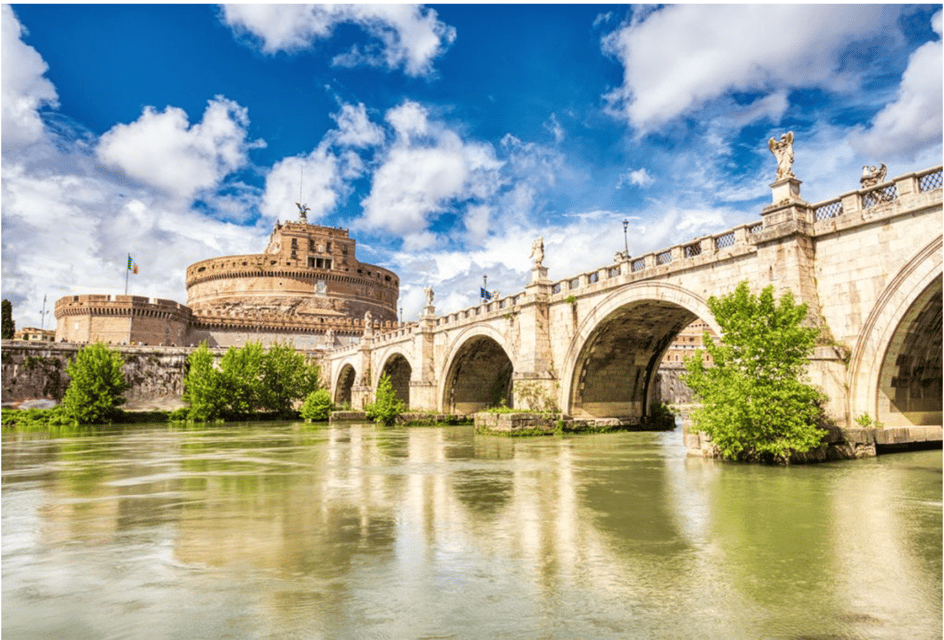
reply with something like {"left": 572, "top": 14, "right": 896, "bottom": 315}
{"left": 325, "top": 166, "right": 943, "bottom": 428}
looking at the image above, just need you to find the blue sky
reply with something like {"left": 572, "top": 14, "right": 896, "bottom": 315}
{"left": 3, "top": 4, "right": 942, "bottom": 328}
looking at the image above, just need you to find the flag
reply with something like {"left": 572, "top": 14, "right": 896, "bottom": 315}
{"left": 480, "top": 287, "right": 492, "bottom": 301}
{"left": 132, "top": 263, "right": 139, "bottom": 275}
{"left": 127, "top": 254, "right": 133, "bottom": 270}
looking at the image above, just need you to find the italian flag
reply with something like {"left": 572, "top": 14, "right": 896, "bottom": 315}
{"left": 128, "top": 254, "right": 139, "bottom": 274}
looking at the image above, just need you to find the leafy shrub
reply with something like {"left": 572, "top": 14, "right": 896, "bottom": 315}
{"left": 301, "top": 388, "right": 332, "bottom": 421}
{"left": 682, "top": 281, "right": 825, "bottom": 463}
{"left": 364, "top": 373, "right": 405, "bottom": 426}
{"left": 62, "top": 343, "right": 129, "bottom": 424}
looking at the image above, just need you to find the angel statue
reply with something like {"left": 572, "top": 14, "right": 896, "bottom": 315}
{"left": 529, "top": 236, "right": 545, "bottom": 268}
{"left": 295, "top": 202, "right": 310, "bottom": 221}
{"left": 424, "top": 286, "right": 434, "bottom": 306}
{"left": 768, "top": 132, "right": 795, "bottom": 180}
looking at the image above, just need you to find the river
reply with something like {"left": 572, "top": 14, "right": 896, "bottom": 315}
{"left": 2, "top": 422, "right": 941, "bottom": 639}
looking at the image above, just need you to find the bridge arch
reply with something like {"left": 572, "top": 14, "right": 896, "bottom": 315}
{"left": 560, "top": 282, "right": 719, "bottom": 418}
{"left": 848, "top": 236, "right": 943, "bottom": 427}
{"left": 377, "top": 350, "right": 413, "bottom": 408}
{"left": 439, "top": 325, "right": 515, "bottom": 414}
{"left": 334, "top": 362, "right": 357, "bottom": 407}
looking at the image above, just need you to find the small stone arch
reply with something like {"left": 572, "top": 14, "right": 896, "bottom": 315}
{"left": 377, "top": 351, "right": 413, "bottom": 408}
{"left": 559, "top": 282, "right": 718, "bottom": 418}
{"left": 848, "top": 236, "right": 943, "bottom": 426}
{"left": 438, "top": 325, "right": 515, "bottom": 414}
{"left": 334, "top": 363, "right": 357, "bottom": 407}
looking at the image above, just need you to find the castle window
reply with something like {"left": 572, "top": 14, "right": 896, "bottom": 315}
{"left": 309, "top": 239, "right": 315, "bottom": 252}
{"left": 326, "top": 241, "right": 332, "bottom": 253}
{"left": 291, "top": 238, "right": 298, "bottom": 248}
{"left": 308, "top": 257, "right": 316, "bottom": 268}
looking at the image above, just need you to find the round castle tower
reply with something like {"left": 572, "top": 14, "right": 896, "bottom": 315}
{"left": 184, "top": 219, "right": 399, "bottom": 348}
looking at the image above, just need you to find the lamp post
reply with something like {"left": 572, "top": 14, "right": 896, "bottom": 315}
{"left": 622, "top": 219, "right": 629, "bottom": 257}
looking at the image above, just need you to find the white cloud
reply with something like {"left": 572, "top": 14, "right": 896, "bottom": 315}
{"left": 602, "top": 5, "right": 897, "bottom": 133}
{"left": 260, "top": 143, "right": 343, "bottom": 224}
{"left": 851, "top": 11, "right": 943, "bottom": 161}
{"left": 220, "top": 4, "right": 456, "bottom": 77}
{"left": 619, "top": 168, "right": 654, "bottom": 188}
{"left": 330, "top": 102, "right": 385, "bottom": 148}
{"left": 96, "top": 97, "right": 260, "bottom": 202}
{"left": 359, "top": 101, "right": 503, "bottom": 242}
{"left": 544, "top": 113, "right": 564, "bottom": 144}
{"left": 1, "top": 5, "right": 58, "bottom": 152}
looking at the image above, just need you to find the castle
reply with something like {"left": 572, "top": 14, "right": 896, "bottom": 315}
{"left": 54, "top": 213, "right": 399, "bottom": 350}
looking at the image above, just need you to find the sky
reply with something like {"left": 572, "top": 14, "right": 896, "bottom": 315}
{"left": 3, "top": 4, "right": 942, "bottom": 329}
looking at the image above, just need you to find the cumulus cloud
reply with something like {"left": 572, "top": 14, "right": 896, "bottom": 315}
{"left": 851, "top": 11, "right": 943, "bottom": 161}
{"left": 97, "top": 97, "right": 260, "bottom": 202}
{"left": 1, "top": 5, "right": 58, "bottom": 152}
{"left": 220, "top": 4, "right": 456, "bottom": 77}
{"left": 618, "top": 168, "right": 654, "bottom": 188}
{"left": 602, "top": 5, "right": 897, "bottom": 133}
{"left": 330, "top": 102, "right": 385, "bottom": 148}
{"left": 259, "top": 143, "right": 343, "bottom": 224}
{"left": 359, "top": 101, "right": 503, "bottom": 248}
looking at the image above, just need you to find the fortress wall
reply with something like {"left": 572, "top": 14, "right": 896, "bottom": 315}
{"left": 1, "top": 342, "right": 197, "bottom": 410}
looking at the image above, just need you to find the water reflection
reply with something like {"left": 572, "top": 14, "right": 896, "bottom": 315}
{"left": 2, "top": 423, "right": 940, "bottom": 639}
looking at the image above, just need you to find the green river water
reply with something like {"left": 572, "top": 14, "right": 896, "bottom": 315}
{"left": 2, "top": 422, "right": 941, "bottom": 639}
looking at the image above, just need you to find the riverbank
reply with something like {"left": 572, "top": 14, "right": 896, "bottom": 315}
{"left": 683, "top": 422, "right": 943, "bottom": 461}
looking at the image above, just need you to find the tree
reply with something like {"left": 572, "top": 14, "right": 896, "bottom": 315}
{"left": 300, "top": 388, "right": 333, "bottom": 421}
{"left": 364, "top": 373, "right": 405, "bottom": 426}
{"left": 258, "top": 342, "right": 320, "bottom": 417}
{"left": 62, "top": 342, "right": 129, "bottom": 424}
{"left": 182, "top": 342, "right": 226, "bottom": 422}
{"left": 2, "top": 299, "right": 14, "bottom": 339}
{"left": 682, "top": 281, "right": 825, "bottom": 463}
{"left": 218, "top": 341, "right": 264, "bottom": 418}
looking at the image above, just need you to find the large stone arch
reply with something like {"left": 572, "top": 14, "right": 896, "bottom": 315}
{"left": 377, "top": 350, "right": 413, "bottom": 408}
{"left": 439, "top": 325, "right": 515, "bottom": 414}
{"left": 560, "top": 282, "right": 719, "bottom": 418}
{"left": 334, "top": 362, "right": 357, "bottom": 407}
{"left": 848, "top": 236, "right": 943, "bottom": 426}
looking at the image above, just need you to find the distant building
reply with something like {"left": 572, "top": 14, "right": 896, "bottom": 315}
{"left": 55, "top": 214, "right": 399, "bottom": 350}
{"left": 661, "top": 320, "right": 715, "bottom": 366}
{"left": 13, "top": 327, "right": 55, "bottom": 342}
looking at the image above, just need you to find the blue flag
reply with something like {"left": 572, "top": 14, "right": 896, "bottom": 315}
{"left": 480, "top": 288, "right": 492, "bottom": 301}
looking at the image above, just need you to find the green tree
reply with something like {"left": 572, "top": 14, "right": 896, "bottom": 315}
{"left": 182, "top": 342, "right": 226, "bottom": 422}
{"left": 682, "top": 281, "right": 825, "bottom": 463}
{"left": 364, "top": 373, "right": 405, "bottom": 426}
{"left": 218, "top": 341, "right": 264, "bottom": 418}
{"left": 300, "top": 388, "right": 333, "bottom": 421}
{"left": 62, "top": 342, "right": 129, "bottom": 424}
{"left": 258, "top": 342, "right": 320, "bottom": 417}
{"left": 2, "top": 299, "right": 14, "bottom": 339}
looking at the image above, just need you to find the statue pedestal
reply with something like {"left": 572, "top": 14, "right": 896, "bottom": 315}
{"left": 423, "top": 304, "right": 435, "bottom": 317}
{"left": 530, "top": 265, "right": 548, "bottom": 283}
{"left": 770, "top": 176, "right": 804, "bottom": 205}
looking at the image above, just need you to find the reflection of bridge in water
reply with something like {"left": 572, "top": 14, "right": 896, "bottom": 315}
{"left": 326, "top": 165, "right": 943, "bottom": 429}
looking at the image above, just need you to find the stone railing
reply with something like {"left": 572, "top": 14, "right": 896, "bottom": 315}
{"left": 359, "top": 165, "right": 942, "bottom": 342}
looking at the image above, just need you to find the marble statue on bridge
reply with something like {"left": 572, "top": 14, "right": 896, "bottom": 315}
{"left": 768, "top": 131, "right": 795, "bottom": 180}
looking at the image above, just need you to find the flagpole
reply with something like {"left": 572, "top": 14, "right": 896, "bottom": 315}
{"left": 125, "top": 254, "right": 130, "bottom": 295}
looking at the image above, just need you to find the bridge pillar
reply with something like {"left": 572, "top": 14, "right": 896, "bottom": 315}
{"left": 512, "top": 268, "right": 559, "bottom": 410}
{"left": 409, "top": 311, "right": 438, "bottom": 411}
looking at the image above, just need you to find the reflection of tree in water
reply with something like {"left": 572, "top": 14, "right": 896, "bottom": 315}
{"left": 452, "top": 469, "right": 513, "bottom": 517}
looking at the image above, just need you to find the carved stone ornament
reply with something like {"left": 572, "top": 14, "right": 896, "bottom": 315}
{"left": 861, "top": 164, "right": 887, "bottom": 188}
{"left": 768, "top": 132, "right": 795, "bottom": 180}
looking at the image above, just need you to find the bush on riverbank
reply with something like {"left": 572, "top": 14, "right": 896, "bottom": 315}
{"left": 63, "top": 342, "right": 130, "bottom": 424}
{"left": 301, "top": 388, "right": 332, "bottom": 422}
{"left": 364, "top": 373, "right": 405, "bottom": 426}
{"left": 182, "top": 341, "right": 321, "bottom": 422}
{"left": 682, "top": 281, "right": 826, "bottom": 464}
